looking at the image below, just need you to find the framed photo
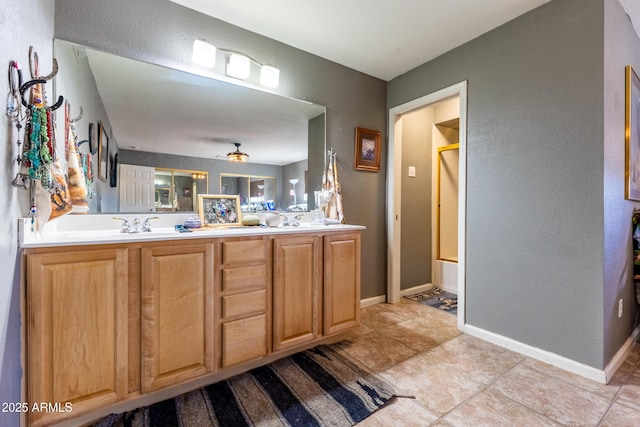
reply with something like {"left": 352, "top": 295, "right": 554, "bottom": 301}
{"left": 98, "top": 121, "right": 109, "bottom": 182}
{"left": 88, "top": 122, "right": 98, "bottom": 154}
{"left": 627, "top": 66, "right": 640, "bottom": 201}
{"left": 183, "top": 187, "right": 192, "bottom": 197}
{"left": 354, "top": 127, "right": 381, "bottom": 172}
{"left": 198, "top": 194, "right": 242, "bottom": 226}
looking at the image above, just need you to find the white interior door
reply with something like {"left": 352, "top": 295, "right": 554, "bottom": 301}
{"left": 119, "top": 164, "right": 155, "bottom": 212}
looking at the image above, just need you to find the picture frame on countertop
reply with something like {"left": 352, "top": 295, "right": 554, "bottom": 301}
{"left": 198, "top": 194, "right": 242, "bottom": 226}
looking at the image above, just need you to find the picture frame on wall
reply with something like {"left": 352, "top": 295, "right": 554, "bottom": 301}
{"left": 354, "top": 127, "right": 382, "bottom": 172}
{"left": 88, "top": 122, "right": 97, "bottom": 154}
{"left": 98, "top": 121, "right": 109, "bottom": 182}
{"left": 626, "top": 66, "right": 640, "bottom": 201}
{"left": 198, "top": 194, "right": 242, "bottom": 226}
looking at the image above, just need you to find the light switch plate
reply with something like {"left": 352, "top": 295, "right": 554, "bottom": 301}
{"left": 408, "top": 166, "right": 416, "bottom": 177}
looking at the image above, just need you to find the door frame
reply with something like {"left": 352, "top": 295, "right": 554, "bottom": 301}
{"left": 386, "top": 81, "right": 467, "bottom": 330}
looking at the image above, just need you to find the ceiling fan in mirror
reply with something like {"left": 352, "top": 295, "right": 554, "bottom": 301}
{"left": 208, "top": 137, "right": 250, "bottom": 162}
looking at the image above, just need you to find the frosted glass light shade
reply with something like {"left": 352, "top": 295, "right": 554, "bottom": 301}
{"left": 260, "top": 65, "right": 280, "bottom": 88}
{"left": 192, "top": 40, "right": 216, "bottom": 67}
{"left": 227, "top": 54, "right": 251, "bottom": 79}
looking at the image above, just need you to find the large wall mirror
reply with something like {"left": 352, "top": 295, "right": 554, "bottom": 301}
{"left": 53, "top": 39, "right": 326, "bottom": 214}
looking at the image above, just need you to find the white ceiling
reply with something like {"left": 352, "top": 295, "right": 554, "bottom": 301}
{"left": 171, "top": 0, "right": 553, "bottom": 81}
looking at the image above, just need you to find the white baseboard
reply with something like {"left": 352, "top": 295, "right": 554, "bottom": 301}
{"left": 400, "top": 283, "right": 435, "bottom": 297}
{"left": 604, "top": 325, "right": 640, "bottom": 383}
{"left": 464, "top": 324, "right": 608, "bottom": 384}
{"left": 360, "top": 295, "right": 386, "bottom": 308}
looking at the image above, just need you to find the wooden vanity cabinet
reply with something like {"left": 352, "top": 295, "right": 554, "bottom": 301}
{"left": 23, "top": 229, "right": 361, "bottom": 426}
{"left": 215, "top": 236, "right": 271, "bottom": 368}
{"left": 26, "top": 247, "right": 129, "bottom": 427}
{"left": 140, "top": 242, "right": 215, "bottom": 392}
{"left": 324, "top": 232, "right": 361, "bottom": 335}
{"left": 272, "top": 234, "right": 323, "bottom": 351}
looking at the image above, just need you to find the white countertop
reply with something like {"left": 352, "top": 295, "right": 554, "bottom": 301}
{"left": 19, "top": 214, "right": 364, "bottom": 248}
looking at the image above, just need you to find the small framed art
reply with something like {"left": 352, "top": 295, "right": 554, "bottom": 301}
{"left": 354, "top": 127, "right": 381, "bottom": 172}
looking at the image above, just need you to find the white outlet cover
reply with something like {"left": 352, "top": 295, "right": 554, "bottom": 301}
{"left": 408, "top": 166, "right": 416, "bottom": 177}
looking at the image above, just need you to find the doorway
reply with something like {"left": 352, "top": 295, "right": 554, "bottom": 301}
{"left": 387, "top": 82, "right": 467, "bottom": 330}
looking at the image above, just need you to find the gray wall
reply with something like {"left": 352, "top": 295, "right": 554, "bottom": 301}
{"left": 0, "top": 3, "right": 55, "bottom": 424}
{"left": 55, "top": 0, "right": 387, "bottom": 299}
{"left": 603, "top": 0, "right": 640, "bottom": 364}
{"left": 390, "top": 0, "right": 607, "bottom": 367}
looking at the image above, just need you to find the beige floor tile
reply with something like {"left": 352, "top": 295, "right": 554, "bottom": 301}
{"left": 522, "top": 358, "right": 620, "bottom": 400}
{"left": 491, "top": 363, "right": 612, "bottom": 426}
{"left": 374, "top": 334, "right": 522, "bottom": 416}
{"left": 599, "top": 402, "right": 640, "bottom": 427}
{"left": 376, "top": 317, "right": 461, "bottom": 352}
{"left": 379, "top": 299, "right": 447, "bottom": 319}
{"left": 443, "top": 388, "right": 561, "bottom": 427}
{"left": 360, "top": 304, "right": 413, "bottom": 330}
{"left": 333, "top": 330, "right": 419, "bottom": 373}
{"left": 356, "top": 397, "right": 438, "bottom": 426}
{"left": 616, "top": 370, "right": 640, "bottom": 411}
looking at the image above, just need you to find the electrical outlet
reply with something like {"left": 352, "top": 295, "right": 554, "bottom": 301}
{"left": 618, "top": 299, "right": 624, "bottom": 318}
{"left": 408, "top": 166, "right": 416, "bottom": 177}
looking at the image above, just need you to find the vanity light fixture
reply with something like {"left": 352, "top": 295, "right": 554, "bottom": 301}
{"left": 227, "top": 142, "right": 249, "bottom": 162}
{"left": 191, "top": 173, "right": 206, "bottom": 180}
{"left": 192, "top": 39, "right": 216, "bottom": 67}
{"left": 191, "top": 39, "right": 279, "bottom": 87}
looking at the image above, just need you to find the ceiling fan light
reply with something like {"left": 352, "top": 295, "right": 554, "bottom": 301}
{"left": 192, "top": 39, "right": 216, "bottom": 67}
{"left": 227, "top": 142, "right": 249, "bottom": 162}
{"left": 260, "top": 65, "right": 280, "bottom": 88}
{"left": 227, "top": 54, "right": 251, "bottom": 79}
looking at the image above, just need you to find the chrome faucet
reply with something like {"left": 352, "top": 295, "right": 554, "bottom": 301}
{"left": 113, "top": 216, "right": 159, "bottom": 233}
{"left": 280, "top": 214, "right": 290, "bottom": 227}
{"left": 291, "top": 214, "right": 303, "bottom": 227}
{"left": 142, "top": 216, "right": 159, "bottom": 232}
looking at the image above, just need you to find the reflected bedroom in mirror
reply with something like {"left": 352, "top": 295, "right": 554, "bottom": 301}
{"left": 53, "top": 39, "right": 326, "bottom": 214}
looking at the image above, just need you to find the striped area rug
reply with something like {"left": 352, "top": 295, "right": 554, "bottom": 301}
{"left": 94, "top": 345, "right": 396, "bottom": 426}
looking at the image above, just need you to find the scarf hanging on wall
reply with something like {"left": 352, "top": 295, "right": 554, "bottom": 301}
{"left": 322, "top": 148, "right": 345, "bottom": 223}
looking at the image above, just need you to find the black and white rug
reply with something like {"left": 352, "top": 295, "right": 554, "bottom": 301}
{"left": 405, "top": 286, "right": 457, "bottom": 315}
{"left": 94, "top": 345, "right": 396, "bottom": 426}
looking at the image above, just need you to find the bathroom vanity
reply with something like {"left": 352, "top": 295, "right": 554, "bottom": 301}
{"left": 20, "top": 220, "right": 362, "bottom": 426}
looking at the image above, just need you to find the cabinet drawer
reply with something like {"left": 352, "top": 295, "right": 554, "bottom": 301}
{"left": 222, "top": 265, "right": 267, "bottom": 292}
{"left": 222, "top": 314, "right": 267, "bottom": 367}
{"left": 222, "top": 240, "right": 266, "bottom": 264}
{"left": 222, "top": 289, "right": 266, "bottom": 319}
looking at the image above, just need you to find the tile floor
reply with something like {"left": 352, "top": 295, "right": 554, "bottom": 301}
{"left": 333, "top": 298, "right": 640, "bottom": 426}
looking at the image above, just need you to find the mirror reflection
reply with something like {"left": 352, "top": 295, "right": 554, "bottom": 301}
{"left": 220, "top": 174, "right": 276, "bottom": 212}
{"left": 154, "top": 168, "right": 209, "bottom": 212}
{"left": 53, "top": 39, "right": 326, "bottom": 214}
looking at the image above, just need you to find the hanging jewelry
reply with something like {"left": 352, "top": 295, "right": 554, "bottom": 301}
{"left": 7, "top": 61, "right": 26, "bottom": 174}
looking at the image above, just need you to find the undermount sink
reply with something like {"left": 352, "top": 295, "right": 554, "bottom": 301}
{"left": 62, "top": 228, "right": 178, "bottom": 240}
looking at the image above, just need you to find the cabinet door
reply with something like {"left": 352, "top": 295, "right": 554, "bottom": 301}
{"left": 27, "top": 248, "right": 128, "bottom": 426}
{"left": 273, "top": 235, "right": 322, "bottom": 351}
{"left": 324, "top": 232, "right": 361, "bottom": 335}
{"left": 141, "top": 242, "right": 214, "bottom": 392}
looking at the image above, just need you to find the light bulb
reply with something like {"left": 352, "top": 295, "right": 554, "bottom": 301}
{"left": 192, "top": 40, "right": 216, "bottom": 67}
{"left": 260, "top": 65, "right": 280, "bottom": 88}
{"left": 227, "top": 54, "right": 250, "bottom": 79}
